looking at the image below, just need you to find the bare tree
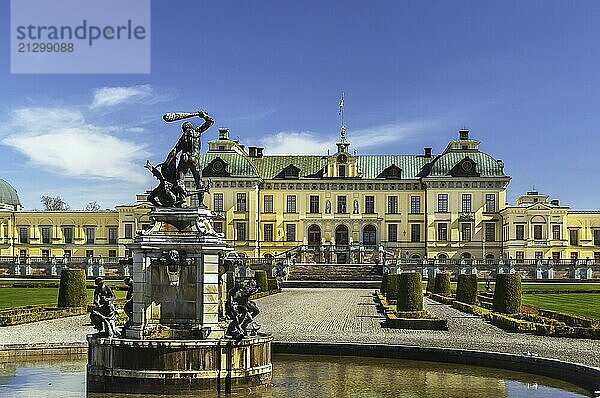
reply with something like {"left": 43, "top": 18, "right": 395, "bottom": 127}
{"left": 41, "top": 195, "right": 70, "bottom": 211}
{"left": 85, "top": 201, "right": 101, "bottom": 211}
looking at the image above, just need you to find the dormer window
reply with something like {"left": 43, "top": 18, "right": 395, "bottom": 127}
{"left": 203, "top": 157, "right": 230, "bottom": 177}
{"left": 338, "top": 154, "right": 347, "bottom": 163}
{"left": 278, "top": 164, "right": 300, "bottom": 179}
{"left": 378, "top": 164, "right": 402, "bottom": 179}
{"left": 338, "top": 165, "right": 346, "bottom": 177}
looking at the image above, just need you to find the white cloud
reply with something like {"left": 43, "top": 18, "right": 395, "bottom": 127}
{"left": 90, "top": 84, "right": 154, "bottom": 109}
{"left": 1, "top": 107, "right": 151, "bottom": 183}
{"left": 258, "top": 120, "right": 435, "bottom": 155}
{"left": 257, "top": 131, "right": 330, "bottom": 155}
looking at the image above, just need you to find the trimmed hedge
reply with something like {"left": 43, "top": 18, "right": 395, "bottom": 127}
{"left": 493, "top": 273, "right": 522, "bottom": 314}
{"left": 396, "top": 273, "right": 423, "bottom": 312}
{"left": 430, "top": 293, "right": 454, "bottom": 305}
{"left": 57, "top": 269, "right": 87, "bottom": 308}
{"left": 226, "top": 272, "right": 235, "bottom": 292}
{"left": 0, "top": 305, "right": 87, "bottom": 326}
{"left": 538, "top": 309, "right": 600, "bottom": 329}
{"left": 456, "top": 274, "right": 478, "bottom": 304}
{"left": 425, "top": 277, "right": 434, "bottom": 293}
{"left": 267, "top": 278, "right": 279, "bottom": 291}
{"left": 385, "top": 274, "right": 401, "bottom": 301}
{"left": 380, "top": 274, "right": 389, "bottom": 294}
{"left": 452, "top": 301, "right": 488, "bottom": 317}
{"left": 486, "top": 312, "right": 535, "bottom": 332}
{"left": 254, "top": 270, "right": 269, "bottom": 293}
{"left": 433, "top": 273, "right": 451, "bottom": 296}
{"left": 386, "top": 312, "right": 448, "bottom": 330}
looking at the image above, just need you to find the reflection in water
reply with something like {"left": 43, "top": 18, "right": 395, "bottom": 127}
{"left": 0, "top": 354, "right": 589, "bottom": 398}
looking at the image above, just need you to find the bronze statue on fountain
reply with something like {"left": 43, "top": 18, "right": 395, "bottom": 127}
{"left": 146, "top": 110, "right": 213, "bottom": 208}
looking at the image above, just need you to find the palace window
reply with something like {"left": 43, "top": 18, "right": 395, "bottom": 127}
{"left": 437, "top": 194, "right": 448, "bottom": 212}
{"left": 365, "top": 196, "right": 375, "bottom": 214}
{"left": 41, "top": 249, "right": 49, "bottom": 259}
{"left": 571, "top": 252, "right": 579, "bottom": 261}
{"left": 64, "top": 249, "right": 71, "bottom": 258}
{"left": 516, "top": 225, "right": 525, "bottom": 240}
{"left": 214, "top": 193, "right": 224, "bottom": 212}
{"left": 461, "top": 223, "right": 472, "bottom": 242}
{"left": 86, "top": 227, "right": 95, "bottom": 244}
{"left": 236, "top": 193, "right": 247, "bottom": 212}
{"left": 41, "top": 227, "right": 51, "bottom": 244}
{"left": 485, "top": 223, "right": 495, "bottom": 242}
{"left": 515, "top": 251, "right": 524, "bottom": 261}
{"left": 308, "top": 224, "right": 321, "bottom": 245}
{"left": 594, "top": 230, "right": 600, "bottom": 246}
{"left": 570, "top": 229, "right": 579, "bottom": 246}
{"left": 535, "top": 251, "right": 543, "bottom": 259}
{"left": 63, "top": 227, "right": 73, "bottom": 244}
{"left": 338, "top": 165, "right": 346, "bottom": 177}
{"left": 337, "top": 196, "right": 347, "bottom": 213}
{"left": 108, "top": 227, "right": 118, "bottom": 245}
{"left": 309, "top": 195, "right": 320, "bottom": 213}
{"left": 236, "top": 222, "right": 247, "bottom": 241}
{"left": 124, "top": 223, "right": 133, "bottom": 239}
{"left": 264, "top": 224, "right": 273, "bottom": 242}
{"left": 263, "top": 195, "right": 273, "bottom": 213}
{"left": 387, "top": 196, "right": 398, "bottom": 214}
{"left": 410, "top": 224, "right": 420, "bottom": 243}
{"left": 410, "top": 196, "right": 421, "bottom": 214}
{"left": 109, "top": 250, "right": 117, "bottom": 258}
{"left": 363, "top": 225, "right": 376, "bottom": 245}
{"left": 461, "top": 194, "right": 472, "bottom": 213}
{"left": 86, "top": 250, "right": 94, "bottom": 258}
{"left": 286, "top": 224, "right": 296, "bottom": 242}
{"left": 437, "top": 223, "right": 448, "bottom": 242}
{"left": 286, "top": 195, "right": 297, "bottom": 213}
{"left": 19, "top": 227, "right": 28, "bottom": 244}
{"left": 388, "top": 224, "right": 398, "bottom": 242}
{"left": 533, "top": 225, "right": 543, "bottom": 240}
{"left": 595, "top": 252, "right": 600, "bottom": 264}
{"left": 553, "top": 225, "right": 561, "bottom": 241}
{"left": 553, "top": 252, "right": 561, "bottom": 261}
{"left": 214, "top": 222, "right": 223, "bottom": 235}
{"left": 485, "top": 194, "right": 496, "bottom": 213}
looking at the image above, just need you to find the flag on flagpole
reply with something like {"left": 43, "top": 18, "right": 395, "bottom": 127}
{"left": 339, "top": 93, "right": 344, "bottom": 114}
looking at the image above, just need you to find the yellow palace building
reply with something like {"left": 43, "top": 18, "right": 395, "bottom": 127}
{"left": 1, "top": 128, "right": 600, "bottom": 266}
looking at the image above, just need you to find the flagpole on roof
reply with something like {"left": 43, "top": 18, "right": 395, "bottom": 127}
{"left": 339, "top": 92, "right": 345, "bottom": 140}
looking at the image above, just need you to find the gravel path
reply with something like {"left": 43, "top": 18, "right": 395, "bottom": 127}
{"left": 257, "top": 288, "right": 600, "bottom": 368}
{"left": 1, "top": 288, "right": 599, "bottom": 369}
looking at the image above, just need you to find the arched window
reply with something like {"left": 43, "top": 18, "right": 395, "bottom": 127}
{"left": 461, "top": 252, "right": 472, "bottom": 259}
{"left": 362, "top": 224, "right": 376, "bottom": 246}
{"left": 335, "top": 225, "right": 349, "bottom": 246}
{"left": 308, "top": 224, "right": 321, "bottom": 246}
{"left": 438, "top": 253, "right": 448, "bottom": 260}
{"left": 485, "top": 253, "right": 495, "bottom": 259}
{"left": 264, "top": 253, "right": 273, "bottom": 259}
{"left": 411, "top": 254, "right": 420, "bottom": 259}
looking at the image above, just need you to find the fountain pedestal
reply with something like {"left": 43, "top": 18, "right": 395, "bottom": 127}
{"left": 87, "top": 207, "right": 272, "bottom": 394}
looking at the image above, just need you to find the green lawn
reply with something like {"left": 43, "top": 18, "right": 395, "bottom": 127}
{"left": 522, "top": 293, "right": 600, "bottom": 320}
{"left": 0, "top": 287, "right": 126, "bottom": 309}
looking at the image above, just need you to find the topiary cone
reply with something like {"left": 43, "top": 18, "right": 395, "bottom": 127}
{"left": 433, "top": 273, "right": 451, "bottom": 296}
{"left": 396, "top": 272, "right": 423, "bottom": 311}
{"left": 456, "top": 274, "right": 478, "bottom": 304}
{"left": 493, "top": 273, "right": 522, "bottom": 314}
{"left": 57, "top": 268, "right": 87, "bottom": 307}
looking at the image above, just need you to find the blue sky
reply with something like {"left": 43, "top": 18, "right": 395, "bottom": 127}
{"left": 1, "top": 1, "right": 599, "bottom": 209}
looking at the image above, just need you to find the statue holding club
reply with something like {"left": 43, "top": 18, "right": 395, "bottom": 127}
{"left": 146, "top": 110, "right": 214, "bottom": 208}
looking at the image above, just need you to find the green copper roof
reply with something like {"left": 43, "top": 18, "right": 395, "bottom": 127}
{"left": 252, "top": 156, "right": 327, "bottom": 179}
{"left": 427, "top": 151, "right": 506, "bottom": 177}
{"left": 198, "top": 152, "right": 259, "bottom": 178}
{"left": 357, "top": 155, "right": 431, "bottom": 179}
{"left": 0, "top": 179, "right": 21, "bottom": 207}
{"left": 198, "top": 150, "right": 507, "bottom": 180}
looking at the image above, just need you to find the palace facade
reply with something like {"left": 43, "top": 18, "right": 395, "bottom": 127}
{"left": 1, "top": 128, "right": 600, "bottom": 264}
